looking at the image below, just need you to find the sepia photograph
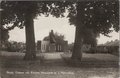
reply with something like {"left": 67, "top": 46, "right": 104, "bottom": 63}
{"left": 0, "top": 0, "right": 119, "bottom": 78}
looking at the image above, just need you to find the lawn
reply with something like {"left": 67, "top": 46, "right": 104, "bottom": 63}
{"left": 61, "top": 52, "right": 119, "bottom": 68}
{"left": 0, "top": 51, "right": 119, "bottom": 78}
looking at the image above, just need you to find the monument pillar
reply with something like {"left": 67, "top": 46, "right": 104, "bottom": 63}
{"left": 49, "top": 30, "right": 56, "bottom": 52}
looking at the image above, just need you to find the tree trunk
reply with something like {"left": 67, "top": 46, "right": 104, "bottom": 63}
{"left": 24, "top": 13, "right": 36, "bottom": 60}
{"left": 71, "top": 26, "right": 83, "bottom": 61}
{"left": 71, "top": 2, "right": 85, "bottom": 61}
{"left": 0, "top": 10, "right": 2, "bottom": 51}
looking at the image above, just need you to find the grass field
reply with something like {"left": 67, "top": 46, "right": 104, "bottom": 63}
{"left": 0, "top": 51, "right": 119, "bottom": 78}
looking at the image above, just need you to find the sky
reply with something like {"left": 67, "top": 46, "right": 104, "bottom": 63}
{"left": 9, "top": 15, "right": 119, "bottom": 44}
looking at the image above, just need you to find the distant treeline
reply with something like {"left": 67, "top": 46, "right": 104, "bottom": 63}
{"left": 86, "top": 46, "right": 119, "bottom": 56}
{"left": 1, "top": 41, "right": 26, "bottom": 52}
{"left": 68, "top": 43, "right": 119, "bottom": 56}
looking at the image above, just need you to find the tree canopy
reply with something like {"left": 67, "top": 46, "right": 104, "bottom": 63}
{"left": 67, "top": 1, "right": 119, "bottom": 46}
{"left": 1, "top": 1, "right": 69, "bottom": 30}
{"left": 68, "top": 1, "right": 119, "bottom": 35}
{"left": 1, "top": 1, "right": 118, "bottom": 34}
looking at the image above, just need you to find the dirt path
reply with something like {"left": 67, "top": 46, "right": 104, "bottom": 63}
{"left": 40, "top": 52, "right": 64, "bottom": 60}
{"left": 40, "top": 52, "right": 66, "bottom": 66}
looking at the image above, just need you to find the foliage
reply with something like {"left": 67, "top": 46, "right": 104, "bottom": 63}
{"left": 1, "top": 28, "right": 9, "bottom": 43}
{"left": 1, "top": 1, "right": 69, "bottom": 30}
{"left": 67, "top": 1, "right": 119, "bottom": 46}
{"left": 1, "top": 1, "right": 118, "bottom": 45}
{"left": 68, "top": 1, "right": 119, "bottom": 35}
{"left": 7, "top": 41, "right": 25, "bottom": 52}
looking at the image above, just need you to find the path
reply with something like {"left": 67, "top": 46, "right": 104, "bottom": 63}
{"left": 39, "top": 52, "right": 66, "bottom": 66}
{"left": 40, "top": 52, "right": 64, "bottom": 60}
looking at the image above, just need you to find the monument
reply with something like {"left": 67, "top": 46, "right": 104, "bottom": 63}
{"left": 37, "top": 30, "right": 68, "bottom": 52}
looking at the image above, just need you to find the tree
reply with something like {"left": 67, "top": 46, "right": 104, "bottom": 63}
{"left": 0, "top": 2, "right": 3, "bottom": 50}
{"left": 1, "top": 1, "right": 67, "bottom": 60}
{"left": 1, "top": 1, "right": 40, "bottom": 60}
{"left": 1, "top": 28, "right": 9, "bottom": 43}
{"left": 0, "top": 25, "right": 9, "bottom": 50}
{"left": 67, "top": 1, "right": 119, "bottom": 60}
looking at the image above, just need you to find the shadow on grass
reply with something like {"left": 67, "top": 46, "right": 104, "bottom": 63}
{"left": 0, "top": 54, "right": 66, "bottom": 69}
{"left": 0, "top": 55, "right": 45, "bottom": 68}
{"left": 61, "top": 54, "right": 119, "bottom": 68}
